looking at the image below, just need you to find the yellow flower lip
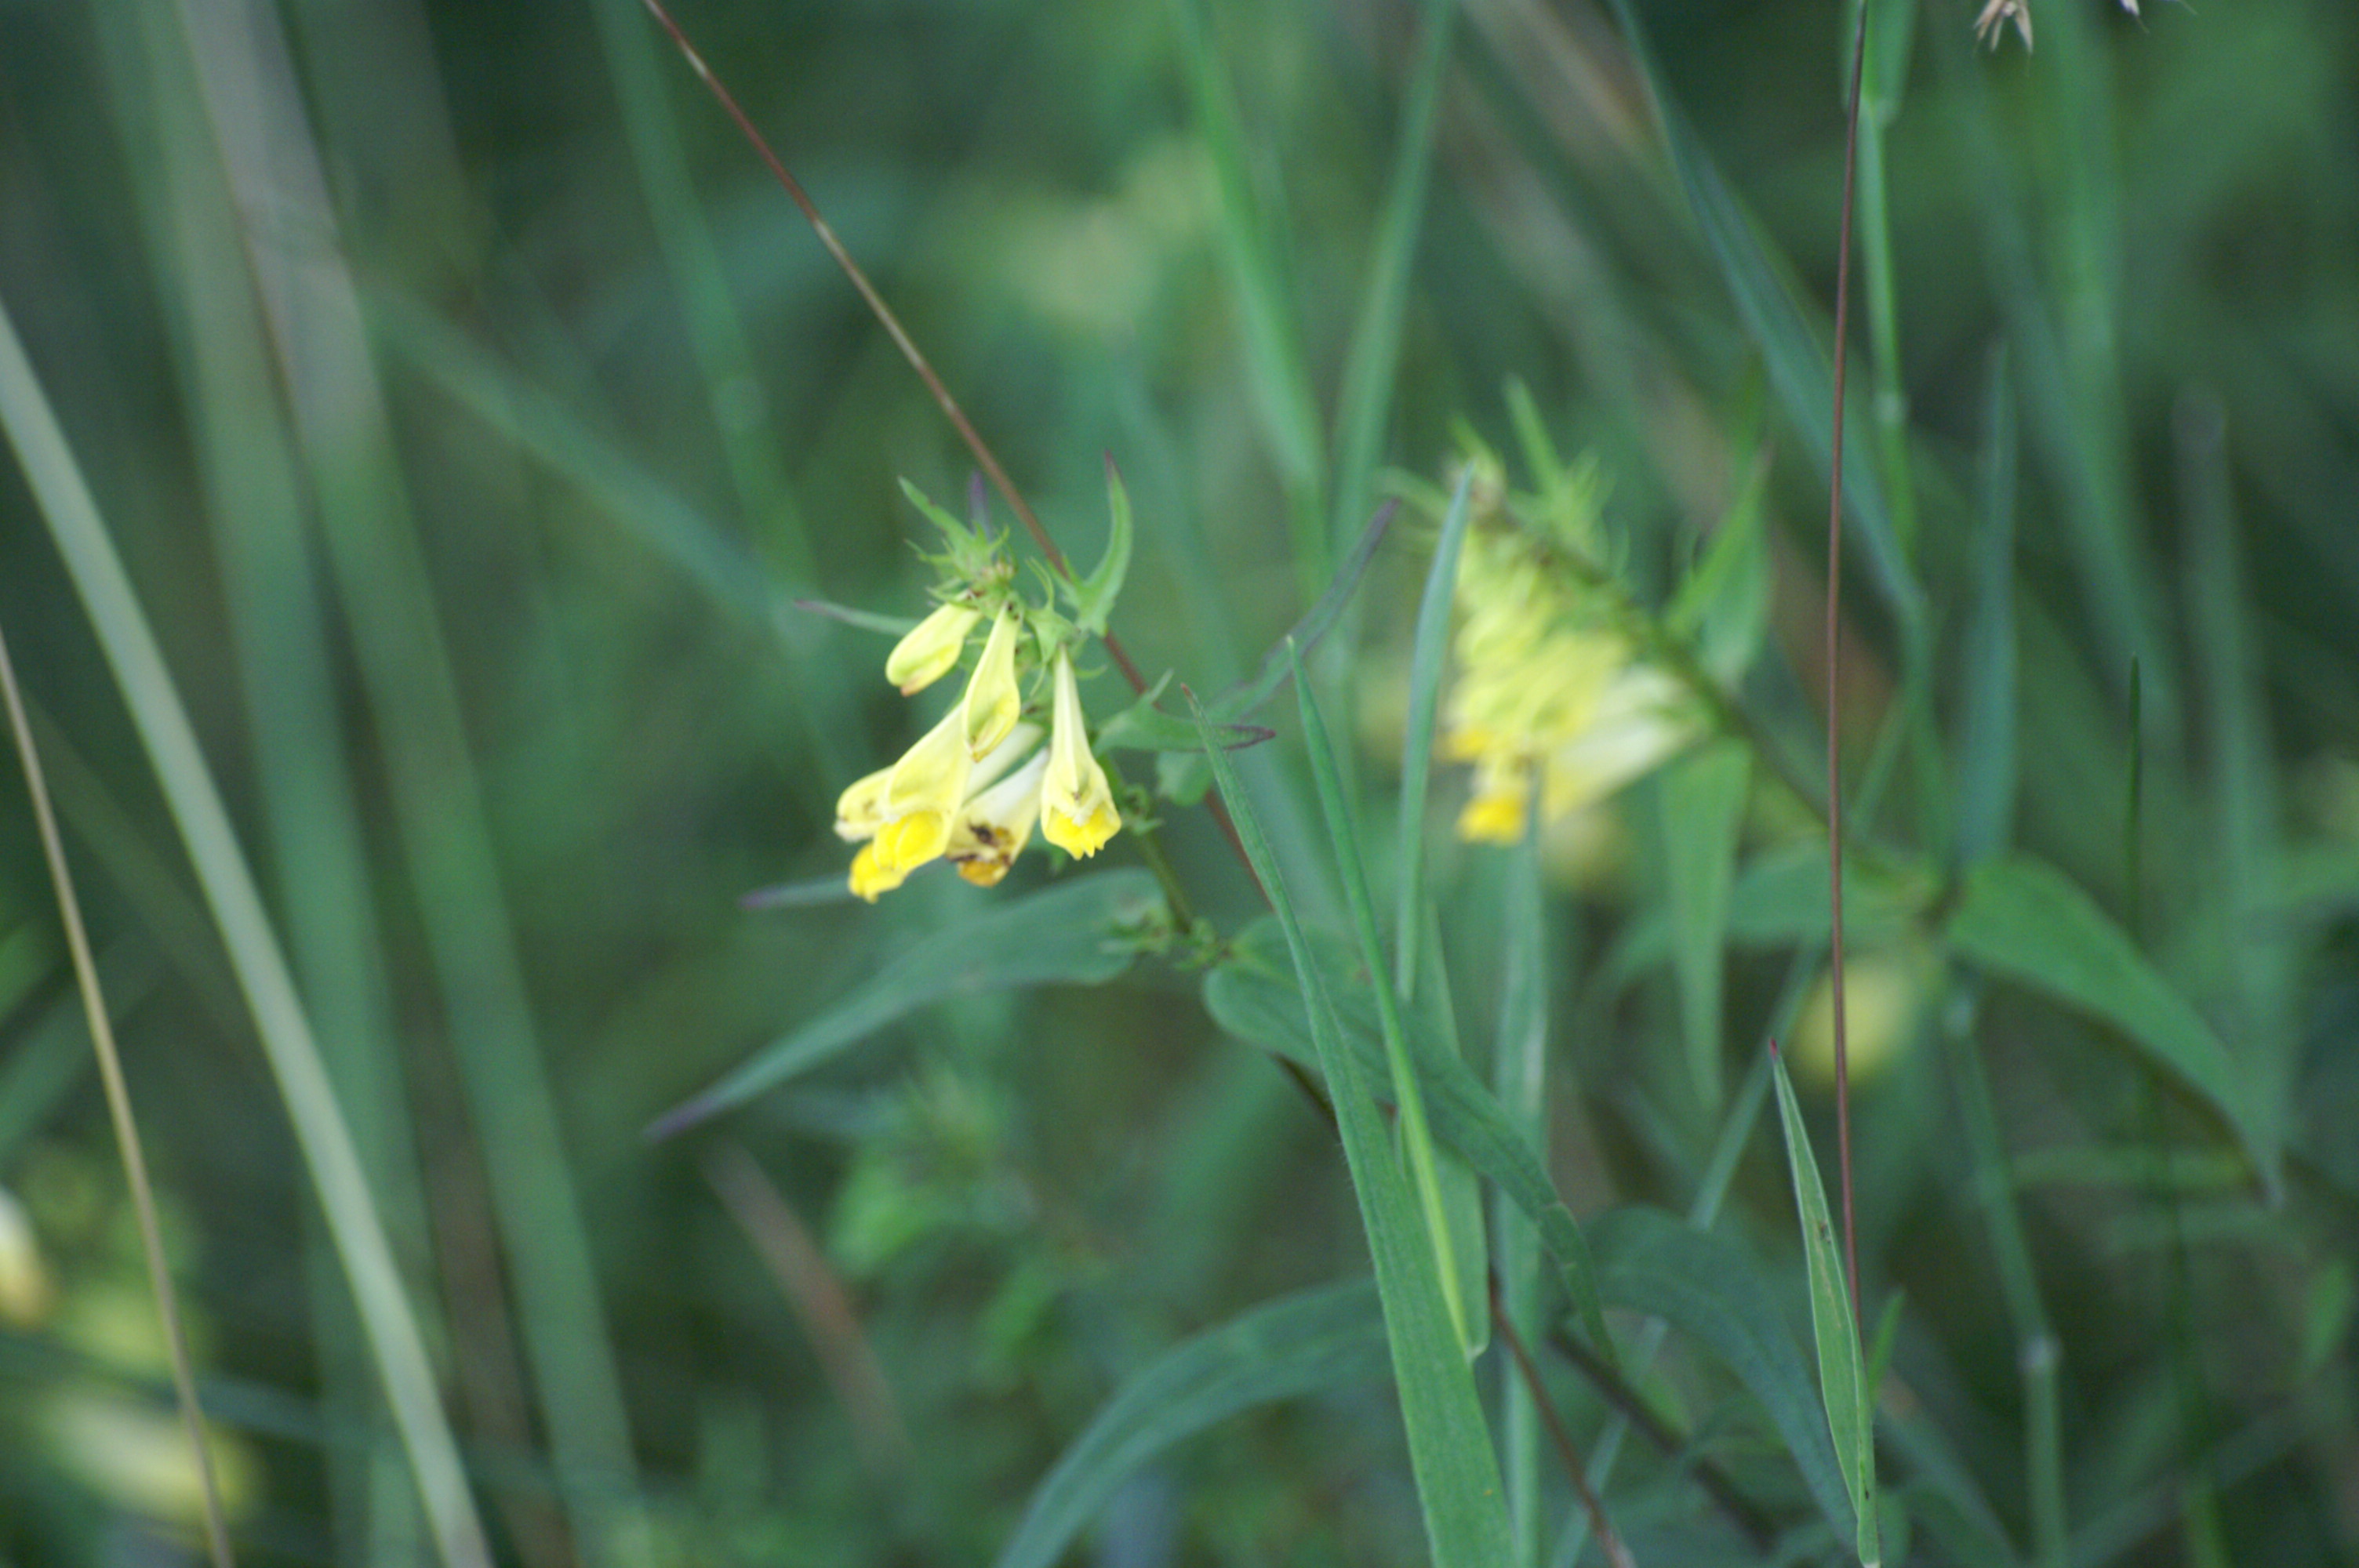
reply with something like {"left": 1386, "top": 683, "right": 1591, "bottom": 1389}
{"left": 947, "top": 746, "right": 1049, "bottom": 886}
{"left": 874, "top": 702, "right": 975, "bottom": 877}
{"left": 1041, "top": 650, "right": 1121, "bottom": 858}
{"left": 885, "top": 602, "right": 982, "bottom": 695}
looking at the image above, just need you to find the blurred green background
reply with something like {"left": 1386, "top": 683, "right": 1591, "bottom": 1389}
{"left": 2, "top": 0, "right": 2357, "bottom": 1563}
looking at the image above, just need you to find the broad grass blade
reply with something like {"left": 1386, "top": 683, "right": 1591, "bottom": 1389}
{"left": 1192, "top": 691, "right": 1515, "bottom": 1568}
{"left": 1660, "top": 742, "right": 1750, "bottom": 1113}
{"left": 1769, "top": 1051, "right": 1881, "bottom": 1566}
{"left": 1205, "top": 917, "right": 1615, "bottom": 1363}
{"left": 1946, "top": 855, "right": 2278, "bottom": 1192}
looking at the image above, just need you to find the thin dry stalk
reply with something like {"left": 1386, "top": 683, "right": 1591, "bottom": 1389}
{"left": 0, "top": 618, "right": 236, "bottom": 1568}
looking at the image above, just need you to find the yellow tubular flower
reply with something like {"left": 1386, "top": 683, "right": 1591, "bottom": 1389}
{"left": 1040, "top": 650, "right": 1121, "bottom": 858}
{"left": 961, "top": 610, "right": 1023, "bottom": 758}
{"left": 834, "top": 764, "right": 894, "bottom": 842}
{"left": 848, "top": 843, "right": 908, "bottom": 903}
{"left": 947, "top": 748, "right": 1050, "bottom": 886}
{"left": 876, "top": 702, "right": 975, "bottom": 873}
{"left": 885, "top": 602, "right": 982, "bottom": 695}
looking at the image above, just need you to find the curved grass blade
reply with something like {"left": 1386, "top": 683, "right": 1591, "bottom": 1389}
{"left": 1205, "top": 916, "right": 1616, "bottom": 1363}
{"left": 0, "top": 294, "right": 493, "bottom": 1568}
{"left": 1587, "top": 1203, "right": 1855, "bottom": 1546}
{"left": 994, "top": 1281, "right": 1387, "bottom": 1568}
{"left": 651, "top": 870, "right": 1164, "bottom": 1138}
{"left": 1190, "top": 689, "right": 1514, "bottom": 1568}
{"left": 1769, "top": 1050, "right": 1881, "bottom": 1566}
{"left": 1945, "top": 854, "right": 2277, "bottom": 1193}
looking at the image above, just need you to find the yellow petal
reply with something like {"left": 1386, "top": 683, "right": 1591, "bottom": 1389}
{"left": 848, "top": 843, "right": 908, "bottom": 902}
{"left": 885, "top": 602, "right": 982, "bottom": 695}
{"left": 1041, "top": 651, "right": 1121, "bottom": 858}
{"left": 961, "top": 610, "right": 1023, "bottom": 758}
{"left": 947, "top": 748, "right": 1048, "bottom": 884}
{"left": 834, "top": 764, "right": 895, "bottom": 842}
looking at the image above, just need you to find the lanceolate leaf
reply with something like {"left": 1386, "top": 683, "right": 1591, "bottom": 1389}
{"left": 1587, "top": 1204, "right": 1854, "bottom": 1544}
{"left": 994, "top": 1282, "right": 1387, "bottom": 1568}
{"left": 1192, "top": 691, "right": 1515, "bottom": 1568}
{"left": 1068, "top": 457, "right": 1135, "bottom": 636}
{"left": 1944, "top": 854, "right": 2277, "bottom": 1190}
{"left": 1770, "top": 1052, "right": 1881, "bottom": 1567}
{"left": 649, "top": 871, "right": 1164, "bottom": 1139}
{"left": 1205, "top": 917, "right": 1616, "bottom": 1363}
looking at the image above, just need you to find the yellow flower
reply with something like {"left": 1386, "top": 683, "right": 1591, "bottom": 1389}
{"left": 1445, "top": 518, "right": 1698, "bottom": 844}
{"left": 1041, "top": 650, "right": 1121, "bottom": 858}
{"left": 875, "top": 702, "right": 975, "bottom": 874}
{"left": 961, "top": 610, "right": 1023, "bottom": 758}
{"left": 885, "top": 602, "right": 982, "bottom": 695}
{"left": 848, "top": 843, "right": 907, "bottom": 902}
{"left": 946, "top": 747, "right": 1051, "bottom": 886}
{"left": 835, "top": 764, "right": 894, "bottom": 842}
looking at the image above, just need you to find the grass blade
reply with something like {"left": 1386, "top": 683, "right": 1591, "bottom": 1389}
{"left": 1331, "top": 0, "right": 1454, "bottom": 559}
{"left": 1494, "top": 831, "right": 1548, "bottom": 1567}
{"left": 1291, "top": 639, "right": 1472, "bottom": 1349}
{"left": 1395, "top": 470, "right": 1476, "bottom": 993}
{"left": 1954, "top": 350, "right": 2019, "bottom": 866}
{"left": 1769, "top": 1047, "right": 1881, "bottom": 1566}
{"left": 0, "top": 292, "right": 493, "bottom": 1568}
{"left": 1192, "top": 687, "right": 1514, "bottom": 1568}
{"left": 1659, "top": 741, "right": 1750, "bottom": 1114}
{"left": 1946, "top": 854, "right": 2278, "bottom": 1192}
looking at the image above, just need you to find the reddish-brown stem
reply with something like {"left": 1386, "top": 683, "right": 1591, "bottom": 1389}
{"left": 1492, "top": 1276, "right": 1634, "bottom": 1568}
{"left": 635, "top": 0, "right": 1149, "bottom": 693}
{"left": 1826, "top": 2, "right": 1870, "bottom": 1333}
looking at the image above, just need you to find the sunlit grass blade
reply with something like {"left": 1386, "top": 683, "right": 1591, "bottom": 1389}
{"left": 1191, "top": 687, "right": 1514, "bottom": 1568}
{"left": 1394, "top": 470, "right": 1475, "bottom": 993}
{"left": 1330, "top": 0, "right": 1452, "bottom": 559}
{"left": 1203, "top": 917, "right": 1616, "bottom": 1362}
{"left": 994, "top": 1281, "right": 1388, "bottom": 1568}
{"left": 1954, "top": 350, "right": 2019, "bottom": 866}
{"left": 1660, "top": 742, "right": 1749, "bottom": 1114}
{"left": 1289, "top": 639, "right": 1470, "bottom": 1348}
{"left": 1768, "top": 1047, "right": 1881, "bottom": 1566}
{"left": 651, "top": 870, "right": 1165, "bottom": 1138}
{"left": 0, "top": 292, "right": 493, "bottom": 1568}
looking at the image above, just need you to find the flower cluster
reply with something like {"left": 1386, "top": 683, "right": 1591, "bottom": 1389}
{"left": 1442, "top": 454, "right": 1702, "bottom": 844}
{"left": 833, "top": 492, "right": 1125, "bottom": 900}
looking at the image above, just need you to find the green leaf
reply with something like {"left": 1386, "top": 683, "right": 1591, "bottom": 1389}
{"left": 1068, "top": 457, "right": 1135, "bottom": 636}
{"left": 1191, "top": 690, "right": 1514, "bottom": 1568}
{"left": 1095, "top": 673, "right": 1272, "bottom": 755}
{"left": 1205, "top": 916, "right": 1616, "bottom": 1363}
{"left": 649, "top": 871, "right": 1164, "bottom": 1139}
{"left": 1394, "top": 470, "right": 1476, "bottom": 993}
{"left": 1945, "top": 854, "right": 2277, "bottom": 1190}
{"left": 1768, "top": 1051, "right": 1881, "bottom": 1567}
{"left": 994, "top": 1281, "right": 1387, "bottom": 1568}
{"left": 1292, "top": 638, "right": 1473, "bottom": 1350}
{"left": 1666, "top": 452, "right": 1772, "bottom": 683}
{"left": 1587, "top": 1205, "right": 1855, "bottom": 1544}
{"left": 791, "top": 599, "right": 921, "bottom": 638}
{"left": 1660, "top": 742, "right": 1750, "bottom": 1112}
